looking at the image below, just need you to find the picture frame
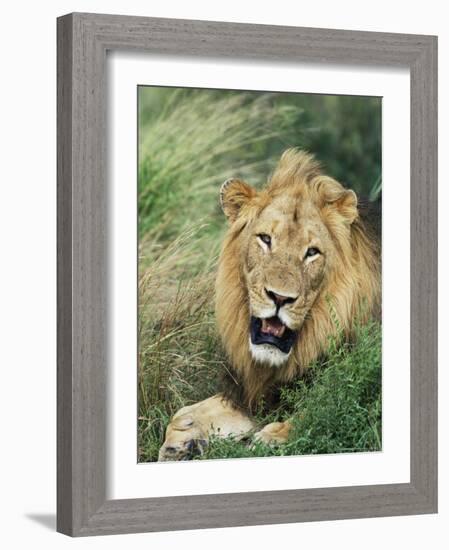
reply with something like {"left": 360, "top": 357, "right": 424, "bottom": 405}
{"left": 57, "top": 12, "right": 438, "bottom": 536}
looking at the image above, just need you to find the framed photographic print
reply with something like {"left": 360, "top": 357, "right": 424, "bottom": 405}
{"left": 57, "top": 12, "right": 437, "bottom": 536}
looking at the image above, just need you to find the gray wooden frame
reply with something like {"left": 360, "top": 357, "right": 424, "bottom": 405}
{"left": 57, "top": 12, "right": 438, "bottom": 537}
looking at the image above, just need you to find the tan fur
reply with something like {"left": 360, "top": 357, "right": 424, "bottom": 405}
{"left": 216, "top": 148, "right": 380, "bottom": 407}
{"left": 253, "top": 420, "right": 292, "bottom": 445}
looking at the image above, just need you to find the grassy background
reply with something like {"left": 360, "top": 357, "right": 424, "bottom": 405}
{"left": 138, "top": 86, "right": 382, "bottom": 462}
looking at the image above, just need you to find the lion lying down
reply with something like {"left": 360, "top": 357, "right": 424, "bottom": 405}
{"left": 158, "top": 149, "right": 380, "bottom": 461}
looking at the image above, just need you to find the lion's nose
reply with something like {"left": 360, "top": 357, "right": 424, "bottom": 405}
{"left": 265, "top": 288, "right": 297, "bottom": 307}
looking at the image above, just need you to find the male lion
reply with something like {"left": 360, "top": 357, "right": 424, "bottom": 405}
{"left": 158, "top": 149, "right": 380, "bottom": 461}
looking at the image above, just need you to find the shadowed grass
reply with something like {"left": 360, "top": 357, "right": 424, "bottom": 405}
{"left": 200, "top": 320, "right": 381, "bottom": 460}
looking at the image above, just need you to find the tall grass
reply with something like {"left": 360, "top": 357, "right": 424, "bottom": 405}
{"left": 138, "top": 89, "right": 300, "bottom": 243}
{"left": 138, "top": 87, "right": 382, "bottom": 462}
{"left": 138, "top": 224, "right": 229, "bottom": 462}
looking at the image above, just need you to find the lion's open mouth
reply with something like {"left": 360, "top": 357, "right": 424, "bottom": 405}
{"left": 250, "top": 316, "right": 298, "bottom": 354}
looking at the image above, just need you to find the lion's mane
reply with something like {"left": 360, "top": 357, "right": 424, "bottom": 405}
{"left": 215, "top": 149, "right": 381, "bottom": 409}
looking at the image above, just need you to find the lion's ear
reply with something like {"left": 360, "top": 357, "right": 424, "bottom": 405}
{"left": 220, "top": 178, "right": 256, "bottom": 222}
{"left": 333, "top": 189, "right": 358, "bottom": 224}
{"left": 317, "top": 178, "right": 358, "bottom": 224}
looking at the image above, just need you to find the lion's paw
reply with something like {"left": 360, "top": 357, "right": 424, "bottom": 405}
{"left": 253, "top": 421, "right": 291, "bottom": 446}
{"left": 158, "top": 395, "right": 255, "bottom": 461}
{"left": 158, "top": 437, "right": 208, "bottom": 461}
{"left": 158, "top": 414, "right": 208, "bottom": 462}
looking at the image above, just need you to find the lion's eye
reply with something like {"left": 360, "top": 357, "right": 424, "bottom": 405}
{"left": 257, "top": 234, "right": 271, "bottom": 247}
{"left": 305, "top": 247, "right": 320, "bottom": 258}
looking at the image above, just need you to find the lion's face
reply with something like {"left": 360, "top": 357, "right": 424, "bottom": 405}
{"left": 219, "top": 151, "right": 358, "bottom": 368}
{"left": 243, "top": 193, "right": 331, "bottom": 366}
